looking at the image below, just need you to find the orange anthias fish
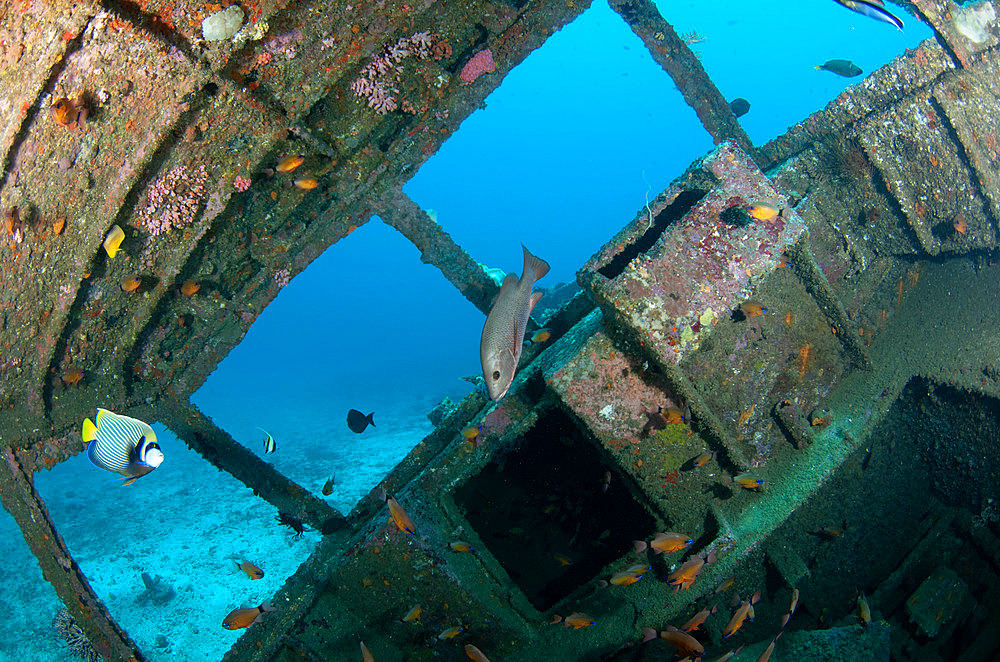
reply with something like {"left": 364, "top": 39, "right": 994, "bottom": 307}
{"left": 276, "top": 155, "right": 304, "bottom": 172}
{"left": 465, "top": 644, "right": 492, "bottom": 662}
{"left": 781, "top": 587, "right": 800, "bottom": 627}
{"left": 659, "top": 627, "right": 705, "bottom": 657}
{"left": 564, "top": 612, "right": 595, "bottom": 629}
{"left": 731, "top": 473, "right": 764, "bottom": 489}
{"left": 740, "top": 302, "right": 768, "bottom": 318}
{"left": 681, "top": 604, "right": 716, "bottom": 632}
{"left": 667, "top": 556, "right": 706, "bottom": 591}
{"left": 294, "top": 178, "right": 319, "bottom": 190}
{"left": 236, "top": 560, "right": 263, "bottom": 580}
{"left": 692, "top": 451, "right": 715, "bottom": 468}
{"left": 121, "top": 275, "right": 141, "bottom": 292}
{"left": 180, "top": 280, "right": 200, "bottom": 297}
{"left": 387, "top": 496, "right": 416, "bottom": 534}
{"left": 450, "top": 541, "right": 475, "bottom": 552}
{"left": 722, "top": 591, "right": 760, "bottom": 638}
{"left": 610, "top": 569, "right": 644, "bottom": 586}
{"left": 530, "top": 328, "right": 552, "bottom": 343}
{"left": 651, "top": 532, "right": 694, "bottom": 554}
{"left": 222, "top": 602, "right": 273, "bottom": 630}
{"left": 361, "top": 640, "right": 374, "bottom": 662}
{"left": 62, "top": 369, "right": 84, "bottom": 386}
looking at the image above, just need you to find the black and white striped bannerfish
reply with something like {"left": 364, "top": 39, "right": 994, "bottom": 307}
{"left": 258, "top": 427, "right": 276, "bottom": 454}
{"left": 82, "top": 408, "right": 164, "bottom": 486}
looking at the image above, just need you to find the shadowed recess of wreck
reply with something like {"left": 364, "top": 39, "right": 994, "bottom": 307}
{"left": 455, "top": 406, "right": 656, "bottom": 611}
{"left": 404, "top": 0, "right": 715, "bottom": 284}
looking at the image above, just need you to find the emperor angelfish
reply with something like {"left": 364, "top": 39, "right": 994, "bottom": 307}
{"left": 82, "top": 408, "right": 163, "bottom": 485}
{"left": 480, "top": 245, "right": 550, "bottom": 401}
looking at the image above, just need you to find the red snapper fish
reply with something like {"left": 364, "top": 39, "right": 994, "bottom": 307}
{"left": 480, "top": 245, "right": 550, "bottom": 401}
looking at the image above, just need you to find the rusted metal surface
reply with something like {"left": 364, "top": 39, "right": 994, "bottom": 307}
{"left": 908, "top": 0, "right": 999, "bottom": 69}
{"left": 376, "top": 186, "right": 499, "bottom": 314}
{"left": 156, "top": 398, "right": 346, "bottom": 534}
{"left": 609, "top": 0, "right": 756, "bottom": 159}
{"left": 0, "top": 446, "right": 145, "bottom": 662}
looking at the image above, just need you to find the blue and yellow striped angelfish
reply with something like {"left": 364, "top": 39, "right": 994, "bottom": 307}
{"left": 82, "top": 408, "right": 164, "bottom": 485}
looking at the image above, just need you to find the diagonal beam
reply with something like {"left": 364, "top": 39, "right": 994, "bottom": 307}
{"left": 376, "top": 186, "right": 500, "bottom": 315}
{"left": 609, "top": 0, "right": 758, "bottom": 160}
{"left": 0, "top": 447, "right": 146, "bottom": 662}
{"left": 155, "top": 398, "right": 346, "bottom": 535}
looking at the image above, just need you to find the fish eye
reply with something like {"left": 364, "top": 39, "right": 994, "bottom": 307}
{"left": 492, "top": 370, "right": 501, "bottom": 380}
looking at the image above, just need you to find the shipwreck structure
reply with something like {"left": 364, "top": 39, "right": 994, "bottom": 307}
{"left": 2, "top": 0, "right": 1000, "bottom": 660}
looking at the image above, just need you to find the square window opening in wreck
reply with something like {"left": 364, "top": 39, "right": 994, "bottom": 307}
{"left": 403, "top": 0, "right": 715, "bottom": 286}
{"left": 454, "top": 406, "right": 656, "bottom": 611}
{"left": 191, "top": 220, "right": 482, "bottom": 515}
{"left": 31, "top": 423, "right": 319, "bottom": 662}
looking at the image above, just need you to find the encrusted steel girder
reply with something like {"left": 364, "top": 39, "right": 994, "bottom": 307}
{"left": 0, "top": 447, "right": 145, "bottom": 662}
{"left": 376, "top": 186, "right": 499, "bottom": 315}
{"left": 609, "top": 0, "right": 757, "bottom": 160}
{"left": 155, "top": 398, "right": 346, "bottom": 535}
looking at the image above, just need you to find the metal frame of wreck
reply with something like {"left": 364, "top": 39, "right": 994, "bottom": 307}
{"left": 0, "top": 0, "right": 994, "bottom": 660}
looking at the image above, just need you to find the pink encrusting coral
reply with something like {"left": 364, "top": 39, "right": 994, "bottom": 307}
{"left": 138, "top": 164, "right": 209, "bottom": 237}
{"left": 460, "top": 48, "right": 495, "bottom": 84}
{"left": 233, "top": 176, "right": 251, "bottom": 192}
{"left": 351, "top": 31, "right": 435, "bottom": 114}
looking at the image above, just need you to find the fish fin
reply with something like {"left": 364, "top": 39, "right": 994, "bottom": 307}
{"left": 121, "top": 476, "right": 139, "bottom": 486}
{"left": 366, "top": 412, "right": 375, "bottom": 428}
{"left": 498, "top": 272, "right": 518, "bottom": 295}
{"left": 528, "top": 291, "right": 543, "bottom": 315}
{"left": 82, "top": 417, "right": 97, "bottom": 442}
{"left": 521, "top": 245, "right": 550, "bottom": 282}
{"left": 814, "top": 65, "right": 822, "bottom": 70}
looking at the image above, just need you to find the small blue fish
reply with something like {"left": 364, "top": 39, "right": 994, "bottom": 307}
{"left": 82, "top": 409, "right": 163, "bottom": 485}
{"left": 258, "top": 427, "right": 276, "bottom": 454}
{"left": 832, "top": 0, "right": 904, "bottom": 31}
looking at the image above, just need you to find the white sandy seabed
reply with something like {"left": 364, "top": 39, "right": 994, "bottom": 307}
{"left": 0, "top": 389, "right": 443, "bottom": 662}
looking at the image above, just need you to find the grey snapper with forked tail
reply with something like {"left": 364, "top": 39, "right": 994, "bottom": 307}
{"left": 480, "top": 245, "right": 550, "bottom": 401}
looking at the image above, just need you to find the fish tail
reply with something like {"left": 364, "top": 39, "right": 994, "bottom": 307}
{"left": 521, "top": 245, "right": 550, "bottom": 282}
{"left": 82, "top": 417, "right": 97, "bottom": 442}
{"left": 367, "top": 412, "right": 375, "bottom": 428}
{"left": 814, "top": 65, "right": 822, "bottom": 70}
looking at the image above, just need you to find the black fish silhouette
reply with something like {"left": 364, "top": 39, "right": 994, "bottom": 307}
{"left": 347, "top": 409, "right": 375, "bottom": 433}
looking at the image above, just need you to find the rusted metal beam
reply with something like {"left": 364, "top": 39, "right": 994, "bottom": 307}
{"left": 609, "top": 0, "right": 757, "bottom": 160}
{"left": 376, "top": 186, "right": 499, "bottom": 315}
{"left": 906, "top": 0, "right": 998, "bottom": 69}
{"left": 155, "top": 398, "right": 346, "bottom": 535}
{"left": 0, "top": 447, "right": 146, "bottom": 662}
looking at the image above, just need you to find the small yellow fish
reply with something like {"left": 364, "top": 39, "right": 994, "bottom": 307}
{"left": 294, "top": 178, "right": 319, "bottom": 190}
{"left": 450, "top": 541, "right": 474, "bottom": 552}
{"left": 531, "top": 328, "right": 552, "bottom": 343}
{"left": 749, "top": 204, "right": 780, "bottom": 222}
{"left": 276, "top": 155, "right": 304, "bottom": 172}
{"left": 387, "top": 496, "right": 416, "bottom": 534}
{"left": 438, "top": 625, "right": 464, "bottom": 640}
{"left": 120, "top": 275, "right": 141, "bottom": 292}
{"left": 401, "top": 604, "right": 422, "bottom": 623}
{"left": 103, "top": 224, "right": 125, "bottom": 258}
{"left": 650, "top": 531, "right": 693, "bottom": 554}
{"left": 553, "top": 554, "right": 573, "bottom": 566}
{"left": 858, "top": 591, "right": 871, "bottom": 626}
{"left": 610, "top": 571, "right": 642, "bottom": 586}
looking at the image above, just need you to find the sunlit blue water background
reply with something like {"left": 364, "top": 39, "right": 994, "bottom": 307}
{"left": 1, "top": 2, "right": 930, "bottom": 660}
